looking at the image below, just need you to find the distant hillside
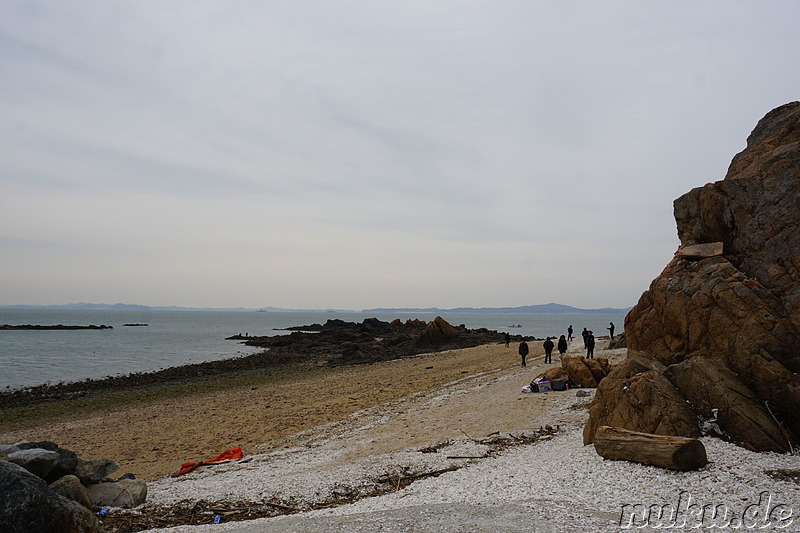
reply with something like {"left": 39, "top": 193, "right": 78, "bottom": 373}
{"left": 0, "top": 303, "right": 254, "bottom": 312}
{"left": 0, "top": 303, "right": 355, "bottom": 312}
{"left": 362, "top": 303, "right": 631, "bottom": 314}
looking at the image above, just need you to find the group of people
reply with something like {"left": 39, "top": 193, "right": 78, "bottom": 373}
{"left": 515, "top": 321, "right": 615, "bottom": 366}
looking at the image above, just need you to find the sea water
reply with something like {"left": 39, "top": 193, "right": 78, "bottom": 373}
{"left": 0, "top": 308, "right": 626, "bottom": 390}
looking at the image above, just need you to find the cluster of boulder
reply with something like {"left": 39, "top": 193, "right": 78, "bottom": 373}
{"left": 1, "top": 440, "right": 146, "bottom": 532}
{"left": 584, "top": 102, "right": 800, "bottom": 453}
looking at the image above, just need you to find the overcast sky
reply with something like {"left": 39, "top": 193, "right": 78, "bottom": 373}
{"left": 1, "top": 1, "right": 798, "bottom": 310}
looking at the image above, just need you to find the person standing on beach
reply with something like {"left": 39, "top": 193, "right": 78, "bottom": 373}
{"left": 586, "top": 331, "right": 596, "bottom": 358}
{"left": 582, "top": 328, "right": 589, "bottom": 348}
{"left": 567, "top": 325, "right": 573, "bottom": 341}
{"left": 518, "top": 338, "right": 529, "bottom": 367}
{"left": 504, "top": 332, "right": 511, "bottom": 347}
{"left": 543, "top": 337, "right": 554, "bottom": 364}
{"left": 608, "top": 322, "right": 615, "bottom": 340}
{"left": 557, "top": 335, "right": 568, "bottom": 359}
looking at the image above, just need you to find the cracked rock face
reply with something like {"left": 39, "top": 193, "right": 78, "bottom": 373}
{"left": 587, "top": 102, "right": 800, "bottom": 452}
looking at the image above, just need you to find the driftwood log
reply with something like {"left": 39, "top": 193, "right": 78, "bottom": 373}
{"left": 593, "top": 426, "right": 708, "bottom": 471}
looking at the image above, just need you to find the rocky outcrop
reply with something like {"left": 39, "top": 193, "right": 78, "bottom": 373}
{"left": 245, "top": 317, "right": 506, "bottom": 365}
{"left": 592, "top": 102, "right": 800, "bottom": 452}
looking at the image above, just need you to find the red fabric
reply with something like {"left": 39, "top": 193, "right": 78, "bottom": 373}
{"left": 175, "top": 446, "right": 244, "bottom": 476}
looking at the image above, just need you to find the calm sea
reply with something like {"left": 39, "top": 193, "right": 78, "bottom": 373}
{"left": 0, "top": 308, "right": 626, "bottom": 390}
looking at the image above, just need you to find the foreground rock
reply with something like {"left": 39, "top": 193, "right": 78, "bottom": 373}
{"left": 584, "top": 352, "right": 700, "bottom": 444}
{"left": 0, "top": 440, "right": 146, "bottom": 530}
{"left": 0, "top": 461, "right": 102, "bottom": 533}
{"left": 590, "top": 102, "right": 800, "bottom": 452}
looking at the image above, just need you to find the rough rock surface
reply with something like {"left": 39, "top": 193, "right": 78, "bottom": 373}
{"left": 560, "top": 356, "right": 610, "bottom": 388}
{"left": 49, "top": 474, "right": 94, "bottom": 511}
{"left": 416, "top": 315, "right": 460, "bottom": 345}
{"left": 0, "top": 460, "right": 101, "bottom": 533}
{"left": 606, "top": 332, "right": 626, "bottom": 350}
{"left": 536, "top": 366, "right": 570, "bottom": 383}
{"left": 7, "top": 449, "right": 60, "bottom": 478}
{"left": 584, "top": 352, "right": 699, "bottom": 444}
{"left": 664, "top": 356, "right": 788, "bottom": 452}
{"left": 597, "top": 102, "right": 800, "bottom": 452}
{"left": 75, "top": 457, "right": 120, "bottom": 485}
{"left": 88, "top": 478, "right": 148, "bottom": 508}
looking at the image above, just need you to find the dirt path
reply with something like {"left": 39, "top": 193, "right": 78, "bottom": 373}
{"left": 1, "top": 341, "right": 574, "bottom": 480}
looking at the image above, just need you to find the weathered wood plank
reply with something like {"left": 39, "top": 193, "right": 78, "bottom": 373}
{"left": 676, "top": 242, "right": 724, "bottom": 259}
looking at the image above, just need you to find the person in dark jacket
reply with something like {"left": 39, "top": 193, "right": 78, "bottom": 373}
{"left": 518, "top": 339, "right": 529, "bottom": 367}
{"left": 557, "top": 335, "right": 568, "bottom": 359}
{"left": 567, "top": 325, "right": 573, "bottom": 341}
{"left": 586, "top": 331, "right": 596, "bottom": 358}
{"left": 543, "top": 337, "right": 554, "bottom": 364}
{"left": 608, "top": 322, "right": 615, "bottom": 340}
{"left": 582, "top": 328, "right": 589, "bottom": 348}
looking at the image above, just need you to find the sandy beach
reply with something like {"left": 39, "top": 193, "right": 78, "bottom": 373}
{"left": 3, "top": 339, "right": 800, "bottom": 532}
{"left": 0, "top": 338, "right": 554, "bottom": 481}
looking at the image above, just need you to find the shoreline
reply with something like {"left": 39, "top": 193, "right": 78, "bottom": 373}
{"left": 6, "top": 339, "right": 796, "bottom": 532}
{"left": 0, "top": 341, "right": 543, "bottom": 481}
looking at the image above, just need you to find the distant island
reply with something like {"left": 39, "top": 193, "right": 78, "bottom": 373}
{"left": 362, "top": 303, "right": 630, "bottom": 314}
{"left": 0, "top": 302, "right": 630, "bottom": 314}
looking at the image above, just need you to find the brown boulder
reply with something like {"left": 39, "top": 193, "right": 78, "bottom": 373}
{"left": 664, "top": 356, "right": 790, "bottom": 452}
{"left": 561, "top": 355, "right": 611, "bottom": 388}
{"left": 618, "top": 102, "right": 800, "bottom": 451}
{"left": 536, "top": 366, "right": 570, "bottom": 383}
{"left": 583, "top": 352, "right": 699, "bottom": 445}
{"left": 607, "top": 331, "right": 626, "bottom": 349}
{"left": 49, "top": 474, "right": 93, "bottom": 511}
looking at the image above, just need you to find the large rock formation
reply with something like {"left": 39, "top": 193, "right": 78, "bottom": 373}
{"left": 587, "top": 102, "right": 800, "bottom": 452}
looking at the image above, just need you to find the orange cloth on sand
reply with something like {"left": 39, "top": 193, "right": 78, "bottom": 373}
{"left": 175, "top": 446, "right": 244, "bottom": 476}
